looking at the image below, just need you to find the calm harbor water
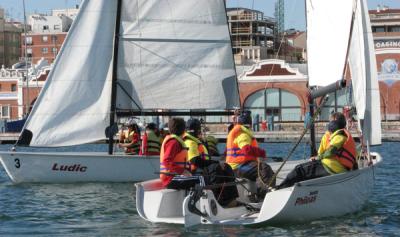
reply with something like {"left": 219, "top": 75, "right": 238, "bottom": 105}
{"left": 0, "top": 142, "right": 399, "bottom": 236}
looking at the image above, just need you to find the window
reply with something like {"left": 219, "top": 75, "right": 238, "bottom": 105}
{"left": 42, "top": 36, "right": 48, "bottom": 42}
{"left": 244, "top": 88, "right": 302, "bottom": 122}
{"left": 52, "top": 47, "right": 57, "bottom": 54}
{"left": 43, "top": 25, "right": 49, "bottom": 31}
{"left": 11, "top": 84, "right": 17, "bottom": 92}
{"left": 0, "top": 105, "right": 10, "bottom": 119}
{"left": 320, "top": 88, "right": 349, "bottom": 120}
{"left": 388, "top": 26, "right": 400, "bottom": 32}
{"left": 54, "top": 25, "right": 61, "bottom": 30}
{"left": 42, "top": 48, "right": 48, "bottom": 54}
{"left": 372, "top": 27, "right": 385, "bottom": 33}
{"left": 26, "top": 36, "right": 32, "bottom": 45}
{"left": 51, "top": 35, "right": 57, "bottom": 42}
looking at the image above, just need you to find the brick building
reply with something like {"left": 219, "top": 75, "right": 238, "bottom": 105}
{"left": 21, "top": 32, "right": 67, "bottom": 64}
{"left": 370, "top": 7, "right": 400, "bottom": 120}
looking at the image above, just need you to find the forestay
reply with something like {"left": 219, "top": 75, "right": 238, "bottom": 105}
{"left": 307, "top": 0, "right": 356, "bottom": 86}
{"left": 18, "top": 0, "right": 239, "bottom": 147}
{"left": 116, "top": 0, "right": 239, "bottom": 110}
{"left": 20, "top": 0, "right": 117, "bottom": 147}
{"left": 348, "top": 0, "right": 381, "bottom": 145}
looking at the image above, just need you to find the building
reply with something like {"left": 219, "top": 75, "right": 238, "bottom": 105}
{"left": 0, "top": 59, "right": 50, "bottom": 120}
{"left": 0, "top": 8, "right": 23, "bottom": 68}
{"left": 21, "top": 32, "right": 67, "bottom": 64}
{"left": 227, "top": 8, "right": 275, "bottom": 65}
{"left": 370, "top": 6, "right": 400, "bottom": 120}
{"left": 238, "top": 7, "right": 400, "bottom": 126}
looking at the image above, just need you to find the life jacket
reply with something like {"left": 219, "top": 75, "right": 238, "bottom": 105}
{"left": 159, "top": 134, "right": 189, "bottom": 182}
{"left": 183, "top": 132, "right": 210, "bottom": 172}
{"left": 205, "top": 135, "right": 219, "bottom": 156}
{"left": 226, "top": 125, "right": 258, "bottom": 168}
{"left": 143, "top": 130, "right": 161, "bottom": 155}
{"left": 124, "top": 131, "right": 140, "bottom": 154}
{"left": 323, "top": 129, "right": 357, "bottom": 171}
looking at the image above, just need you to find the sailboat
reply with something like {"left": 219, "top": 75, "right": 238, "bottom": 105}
{"left": 0, "top": 0, "right": 240, "bottom": 183}
{"left": 135, "top": 0, "right": 383, "bottom": 226}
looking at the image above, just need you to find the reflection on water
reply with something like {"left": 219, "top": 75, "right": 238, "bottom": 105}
{"left": 0, "top": 143, "right": 399, "bottom": 236}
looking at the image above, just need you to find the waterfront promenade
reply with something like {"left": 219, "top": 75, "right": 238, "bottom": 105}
{"left": 0, "top": 121, "right": 398, "bottom": 144}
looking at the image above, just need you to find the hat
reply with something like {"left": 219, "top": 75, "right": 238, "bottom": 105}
{"left": 186, "top": 118, "right": 201, "bottom": 132}
{"left": 237, "top": 110, "right": 252, "bottom": 125}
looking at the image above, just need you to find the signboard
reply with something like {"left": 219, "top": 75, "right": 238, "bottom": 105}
{"left": 379, "top": 58, "right": 400, "bottom": 85}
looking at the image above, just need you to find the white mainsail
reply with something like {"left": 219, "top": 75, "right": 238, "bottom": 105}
{"left": 19, "top": 0, "right": 239, "bottom": 147}
{"left": 307, "top": 0, "right": 356, "bottom": 87}
{"left": 21, "top": 0, "right": 117, "bottom": 147}
{"left": 116, "top": 0, "right": 238, "bottom": 110}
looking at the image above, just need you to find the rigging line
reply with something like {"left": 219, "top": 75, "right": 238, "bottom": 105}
{"left": 116, "top": 81, "right": 142, "bottom": 110}
{"left": 125, "top": 40, "right": 203, "bottom": 80}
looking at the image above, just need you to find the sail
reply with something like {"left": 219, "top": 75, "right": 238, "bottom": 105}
{"left": 359, "top": 0, "right": 381, "bottom": 145}
{"left": 19, "top": 0, "right": 117, "bottom": 147}
{"left": 116, "top": 0, "right": 239, "bottom": 110}
{"left": 349, "top": 0, "right": 367, "bottom": 120}
{"left": 307, "top": 0, "right": 356, "bottom": 86}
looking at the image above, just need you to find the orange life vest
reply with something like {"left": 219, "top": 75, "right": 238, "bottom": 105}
{"left": 325, "top": 129, "right": 357, "bottom": 170}
{"left": 226, "top": 125, "right": 258, "bottom": 166}
{"left": 159, "top": 134, "right": 189, "bottom": 181}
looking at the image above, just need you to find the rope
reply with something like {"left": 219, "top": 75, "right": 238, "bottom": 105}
{"left": 265, "top": 95, "right": 330, "bottom": 188}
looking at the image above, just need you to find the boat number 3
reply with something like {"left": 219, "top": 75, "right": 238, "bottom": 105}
{"left": 14, "top": 158, "right": 21, "bottom": 168}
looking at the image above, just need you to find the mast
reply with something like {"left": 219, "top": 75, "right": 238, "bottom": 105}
{"left": 22, "top": 0, "right": 29, "bottom": 117}
{"left": 108, "top": 0, "right": 123, "bottom": 155}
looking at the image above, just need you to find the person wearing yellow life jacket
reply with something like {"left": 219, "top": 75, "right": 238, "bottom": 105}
{"left": 118, "top": 122, "right": 141, "bottom": 155}
{"left": 226, "top": 111, "right": 275, "bottom": 196}
{"left": 205, "top": 135, "right": 220, "bottom": 156}
{"left": 184, "top": 118, "right": 239, "bottom": 207}
{"left": 141, "top": 123, "right": 161, "bottom": 156}
{"left": 278, "top": 112, "right": 357, "bottom": 189}
{"left": 160, "top": 118, "right": 200, "bottom": 189}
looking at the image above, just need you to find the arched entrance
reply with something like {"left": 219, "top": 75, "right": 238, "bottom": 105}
{"left": 243, "top": 88, "right": 302, "bottom": 123}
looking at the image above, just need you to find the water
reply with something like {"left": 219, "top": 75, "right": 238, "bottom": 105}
{"left": 0, "top": 142, "right": 399, "bottom": 236}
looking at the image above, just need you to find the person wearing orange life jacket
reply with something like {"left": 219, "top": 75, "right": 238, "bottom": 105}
{"left": 278, "top": 112, "right": 357, "bottom": 189}
{"left": 226, "top": 111, "right": 275, "bottom": 196}
{"left": 141, "top": 123, "right": 161, "bottom": 156}
{"left": 118, "top": 122, "right": 141, "bottom": 155}
{"left": 184, "top": 118, "right": 239, "bottom": 207}
{"left": 160, "top": 118, "right": 200, "bottom": 189}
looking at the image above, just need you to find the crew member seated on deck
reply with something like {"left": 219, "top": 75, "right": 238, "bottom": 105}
{"left": 118, "top": 122, "right": 141, "bottom": 155}
{"left": 278, "top": 112, "right": 357, "bottom": 189}
{"left": 141, "top": 123, "right": 161, "bottom": 156}
{"left": 184, "top": 118, "right": 239, "bottom": 207}
{"left": 226, "top": 111, "right": 275, "bottom": 197}
{"left": 205, "top": 135, "right": 220, "bottom": 156}
{"left": 160, "top": 118, "right": 199, "bottom": 189}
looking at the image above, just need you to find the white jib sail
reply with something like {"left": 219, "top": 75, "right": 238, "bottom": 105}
{"left": 22, "top": 0, "right": 117, "bottom": 147}
{"left": 359, "top": 0, "right": 381, "bottom": 145}
{"left": 116, "top": 0, "right": 239, "bottom": 110}
{"left": 307, "top": 0, "right": 356, "bottom": 87}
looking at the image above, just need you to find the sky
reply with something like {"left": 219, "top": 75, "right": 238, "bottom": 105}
{"left": 1, "top": 0, "right": 400, "bottom": 30}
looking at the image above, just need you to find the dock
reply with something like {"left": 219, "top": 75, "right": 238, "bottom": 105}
{"left": 1, "top": 129, "right": 399, "bottom": 144}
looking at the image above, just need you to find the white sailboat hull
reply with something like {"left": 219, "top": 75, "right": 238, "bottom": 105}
{"left": 0, "top": 151, "right": 159, "bottom": 183}
{"left": 135, "top": 153, "right": 382, "bottom": 226}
